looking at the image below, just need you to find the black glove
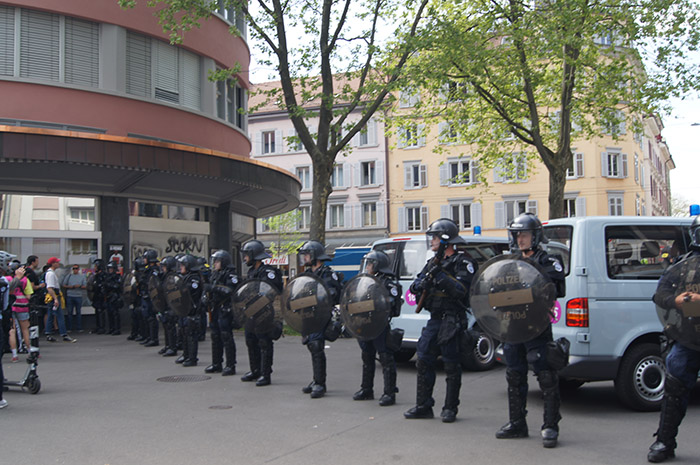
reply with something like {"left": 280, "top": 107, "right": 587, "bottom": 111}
{"left": 426, "top": 263, "right": 442, "bottom": 281}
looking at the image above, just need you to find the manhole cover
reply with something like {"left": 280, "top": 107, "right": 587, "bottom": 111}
{"left": 157, "top": 375, "right": 211, "bottom": 383}
{"left": 209, "top": 405, "right": 233, "bottom": 410}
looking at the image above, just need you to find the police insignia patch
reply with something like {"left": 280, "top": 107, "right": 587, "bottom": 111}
{"left": 267, "top": 271, "right": 275, "bottom": 280}
{"left": 192, "top": 282, "right": 199, "bottom": 289}
{"left": 467, "top": 263, "right": 475, "bottom": 274}
{"left": 553, "top": 260, "right": 563, "bottom": 273}
{"left": 390, "top": 287, "right": 398, "bottom": 297}
{"left": 332, "top": 272, "right": 338, "bottom": 280}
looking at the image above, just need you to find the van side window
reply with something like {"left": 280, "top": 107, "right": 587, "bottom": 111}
{"left": 372, "top": 243, "right": 401, "bottom": 277}
{"left": 605, "top": 226, "right": 687, "bottom": 280}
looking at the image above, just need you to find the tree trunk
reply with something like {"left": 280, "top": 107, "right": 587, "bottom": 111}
{"left": 309, "top": 153, "right": 334, "bottom": 243}
{"left": 548, "top": 167, "right": 567, "bottom": 220}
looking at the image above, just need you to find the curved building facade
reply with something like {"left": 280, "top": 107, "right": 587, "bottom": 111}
{"left": 0, "top": 0, "right": 300, "bottom": 268}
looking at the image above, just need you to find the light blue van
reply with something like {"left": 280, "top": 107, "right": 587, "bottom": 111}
{"left": 369, "top": 235, "right": 510, "bottom": 370}
{"left": 542, "top": 216, "right": 693, "bottom": 411}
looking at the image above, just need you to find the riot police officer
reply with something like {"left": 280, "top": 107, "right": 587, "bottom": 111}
{"left": 197, "top": 257, "right": 210, "bottom": 342}
{"left": 647, "top": 216, "right": 700, "bottom": 462}
{"left": 178, "top": 255, "right": 203, "bottom": 367}
{"left": 240, "top": 240, "right": 282, "bottom": 386}
{"left": 495, "top": 213, "right": 566, "bottom": 447}
{"left": 158, "top": 256, "right": 179, "bottom": 357}
{"left": 126, "top": 258, "right": 145, "bottom": 341}
{"left": 204, "top": 250, "right": 240, "bottom": 376}
{"left": 352, "top": 250, "right": 403, "bottom": 406}
{"left": 298, "top": 240, "right": 343, "bottom": 399}
{"left": 140, "top": 250, "right": 160, "bottom": 347}
{"left": 90, "top": 259, "right": 107, "bottom": 334}
{"left": 404, "top": 218, "right": 477, "bottom": 423}
{"left": 104, "top": 262, "right": 123, "bottom": 335}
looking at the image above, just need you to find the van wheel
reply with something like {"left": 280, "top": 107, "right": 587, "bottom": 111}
{"left": 394, "top": 349, "right": 415, "bottom": 363}
{"left": 614, "top": 343, "right": 664, "bottom": 411}
{"left": 463, "top": 330, "right": 497, "bottom": 371}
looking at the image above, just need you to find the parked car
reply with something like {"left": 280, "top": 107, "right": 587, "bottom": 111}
{"left": 542, "top": 216, "right": 693, "bottom": 411}
{"left": 370, "top": 234, "right": 510, "bottom": 370}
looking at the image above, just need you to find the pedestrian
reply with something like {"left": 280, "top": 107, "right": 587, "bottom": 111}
{"left": 62, "top": 264, "right": 86, "bottom": 332}
{"left": 5, "top": 262, "right": 32, "bottom": 362}
{"left": 177, "top": 255, "right": 203, "bottom": 367}
{"left": 239, "top": 240, "right": 282, "bottom": 386}
{"left": 646, "top": 215, "right": 700, "bottom": 463}
{"left": 44, "top": 257, "right": 76, "bottom": 343}
{"left": 351, "top": 250, "right": 403, "bottom": 406}
{"left": 297, "top": 240, "right": 343, "bottom": 399}
{"left": 494, "top": 213, "right": 566, "bottom": 447}
{"left": 404, "top": 218, "right": 477, "bottom": 423}
{"left": 0, "top": 268, "right": 8, "bottom": 409}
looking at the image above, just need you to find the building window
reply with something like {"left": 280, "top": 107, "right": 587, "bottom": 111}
{"left": 69, "top": 208, "right": 95, "bottom": 224}
{"left": 451, "top": 203, "right": 472, "bottom": 229}
{"left": 566, "top": 153, "right": 584, "bottom": 179}
{"left": 447, "top": 160, "right": 477, "bottom": 185}
{"left": 329, "top": 205, "right": 345, "bottom": 229}
{"left": 295, "top": 166, "right": 311, "bottom": 191}
{"left": 331, "top": 164, "right": 344, "bottom": 189}
{"left": 217, "top": 78, "right": 247, "bottom": 130}
{"left": 399, "top": 124, "right": 421, "bottom": 149}
{"left": 297, "top": 206, "right": 311, "bottom": 230}
{"left": 361, "top": 161, "right": 376, "bottom": 186}
{"left": 495, "top": 154, "right": 527, "bottom": 182}
{"left": 357, "top": 119, "right": 377, "bottom": 147}
{"left": 168, "top": 205, "right": 200, "bottom": 221}
{"left": 564, "top": 199, "right": 576, "bottom": 218}
{"left": 398, "top": 88, "right": 420, "bottom": 108}
{"left": 404, "top": 206, "right": 428, "bottom": 232}
{"left": 404, "top": 162, "right": 427, "bottom": 189}
{"left": 263, "top": 130, "right": 276, "bottom": 154}
{"left": 602, "top": 151, "right": 628, "bottom": 178}
{"left": 608, "top": 194, "right": 624, "bottom": 216}
{"left": 362, "top": 202, "right": 377, "bottom": 227}
{"left": 602, "top": 110, "right": 626, "bottom": 136}
{"left": 495, "top": 199, "right": 537, "bottom": 228}
{"left": 259, "top": 216, "right": 272, "bottom": 233}
{"left": 216, "top": 0, "right": 246, "bottom": 39}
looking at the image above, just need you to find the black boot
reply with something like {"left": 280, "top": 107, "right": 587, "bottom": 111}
{"left": 309, "top": 340, "right": 326, "bottom": 398}
{"left": 256, "top": 339, "right": 273, "bottom": 386}
{"left": 404, "top": 359, "right": 435, "bottom": 419}
{"left": 378, "top": 352, "right": 397, "bottom": 406}
{"left": 648, "top": 375, "right": 688, "bottom": 463}
{"left": 539, "top": 370, "right": 561, "bottom": 448}
{"left": 353, "top": 351, "right": 375, "bottom": 401}
{"left": 241, "top": 334, "right": 261, "bottom": 382}
{"left": 441, "top": 362, "right": 461, "bottom": 423}
{"left": 496, "top": 369, "right": 529, "bottom": 439}
{"left": 222, "top": 331, "right": 237, "bottom": 377}
{"left": 183, "top": 318, "right": 198, "bottom": 366}
{"left": 112, "top": 308, "right": 121, "bottom": 335}
{"left": 206, "top": 329, "right": 224, "bottom": 373}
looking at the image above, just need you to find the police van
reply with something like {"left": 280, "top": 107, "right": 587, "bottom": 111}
{"left": 369, "top": 234, "right": 510, "bottom": 370}
{"left": 542, "top": 216, "right": 693, "bottom": 411}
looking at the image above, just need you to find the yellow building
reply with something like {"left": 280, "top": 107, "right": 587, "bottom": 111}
{"left": 388, "top": 92, "right": 673, "bottom": 237}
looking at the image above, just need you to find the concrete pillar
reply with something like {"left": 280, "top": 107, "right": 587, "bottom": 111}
{"left": 98, "top": 196, "right": 130, "bottom": 267}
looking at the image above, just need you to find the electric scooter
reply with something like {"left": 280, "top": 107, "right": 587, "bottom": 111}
{"left": 4, "top": 305, "right": 41, "bottom": 394}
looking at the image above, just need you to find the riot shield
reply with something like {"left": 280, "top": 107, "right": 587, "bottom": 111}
{"left": 470, "top": 255, "right": 557, "bottom": 344}
{"left": 339, "top": 274, "right": 392, "bottom": 341}
{"left": 148, "top": 273, "right": 166, "bottom": 312}
{"left": 86, "top": 273, "right": 96, "bottom": 301}
{"left": 122, "top": 272, "right": 138, "bottom": 306}
{"left": 231, "top": 279, "right": 281, "bottom": 335}
{"left": 280, "top": 273, "right": 333, "bottom": 336}
{"left": 163, "top": 273, "right": 192, "bottom": 318}
{"left": 655, "top": 254, "right": 700, "bottom": 351}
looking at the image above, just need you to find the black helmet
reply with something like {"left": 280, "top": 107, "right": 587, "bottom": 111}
{"left": 133, "top": 257, "right": 146, "bottom": 272}
{"left": 106, "top": 261, "right": 118, "bottom": 271}
{"left": 361, "top": 250, "right": 393, "bottom": 276}
{"left": 8, "top": 260, "right": 21, "bottom": 273}
{"left": 143, "top": 249, "right": 159, "bottom": 264}
{"left": 507, "top": 212, "right": 548, "bottom": 252}
{"left": 210, "top": 250, "right": 232, "bottom": 268}
{"left": 689, "top": 216, "right": 700, "bottom": 250}
{"left": 161, "top": 256, "right": 177, "bottom": 272}
{"left": 298, "top": 240, "right": 331, "bottom": 265}
{"left": 93, "top": 258, "right": 105, "bottom": 271}
{"left": 241, "top": 240, "right": 271, "bottom": 262}
{"left": 178, "top": 255, "right": 198, "bottom": 273}
{"left": 426, "top": 218, "right": 465, "bottom": 245}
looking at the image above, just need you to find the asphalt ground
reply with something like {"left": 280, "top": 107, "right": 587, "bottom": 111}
{"left": 2, "top": 331, "right": 700, "bottom": 465}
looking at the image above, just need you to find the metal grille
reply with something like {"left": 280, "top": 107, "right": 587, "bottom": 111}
{"left": 157, "top": 375, "right": 211, "bottom": 383}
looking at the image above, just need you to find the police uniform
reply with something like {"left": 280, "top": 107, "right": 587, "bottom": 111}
{"left": 104, "top": 267, "right": 123, "bottom": 335}
{"left": 206, "top": 265, "right": 240, "bottom": 375}
{"left": 140, "top": 263, "right": 161, "bottom": 347}
{"left": 180, "top": 267, "right": 203, "bottom": 367}
{"left": 91, "top": 269, "right": 107, "bottom": 334}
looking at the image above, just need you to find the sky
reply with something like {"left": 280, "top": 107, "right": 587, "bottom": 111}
{"left": 662, "top": 96, "right": 700, "bottom": 206}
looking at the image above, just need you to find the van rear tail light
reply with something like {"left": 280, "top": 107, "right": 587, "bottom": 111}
{"left": 566, "top": 298, "right": 589, "bottom": 327}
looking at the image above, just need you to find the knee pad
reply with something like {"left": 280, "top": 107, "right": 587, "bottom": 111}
{"left": 307, "top": 339, "right": 324, "bottom": 354}
{"left": 664, "top": 374, "right": 688, "bottom": 398}
{"left": 506, "top": 368, "right": 527, "bottom": 386}
{"left": 537, "top": 370, "right": 558, "bottom": 390}
{"left": 443, "top": 361, "right": 461, "bottom": 377}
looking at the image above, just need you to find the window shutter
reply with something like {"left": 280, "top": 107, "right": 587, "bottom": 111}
{"left": 20, "top": 9, "right": 59, "bottom": 81}
{"left": 576, "top": 197, "right": 587, "bottom": 217}
{"left": 437, "top": 122, "right": 447, "bottom": 145}
{"left": 601, "top": 152, "right": 609, "bottom": 178}
{"left": 439, "top": 163, "right": 449, "bottom": 186}
{"left": 418, "top": 124, "right": 427, "bottom": 147}
{"left": 343, "top": 164, "right": 351, "bottom": 188}
{"left": 398, "top": 207, "right": 406, "bottom": 233}
{"left": 376, "top": 160, "right": 384, "bottom": 186}
{"left": 253, "top": 131, "right": 262, "bottom": 156}
{"left": 471, "top": 161, "right": 480, "bottom": 184}
{"left": 154, "top": 40, "right": 179, "bottom": 103}
{"left": 494, "top": 167, "right": 504, "bottom": 183}
{"left": 419, "top": 164, "right": 428, "bottom": 187}
{"left": 274, "top": 130, "right": 282, "bottom": 154}
{"left": 344, "top": 205, "right": 351, "bottom": 229}
{"left": 404, "top": 165, "right": 412, "bottom": 188}
{"left": 618, "top": 114, "right": 627, "bottom": 135}
{"left": 354, "top": 163, "right": 360, "bottom": 187}
{"left": 354, "top": 204, "right": 361, "bottom": 228}
{"left": 527, "top": 199, "right": 538, "bottom": 215}
{"left": 494, "top": 202, "right": 505, "bottom": 228}
{"left": 622, "top": 153, "right": 628, "bottom": 178}
{"left": 398, "top": 90, "right": 411, "bottom": 108}
{"left": 64, "top": 18, "right": 99, "bottom": 87}
{"left": 367, "top": 119, "right": 377, "bottom": 146}
{"left": 575, "top": 152, "right": 584, "bottom": 177}
{"left": 397, "top": 127, "right": 406, "bottom": 148}
{"left": 471, "top": 203, "right": 482, "bottom": 229}
{"left": 326, "top": 206, "right": 331, "bottom": 229}
{"left": 420, "top": 206, "right": 429, "bottom": 232}
{"left": 286, "top": 129, "right": 295, "bottom": 152}
{"left": 0, "top": 6, "right": 14, "bottom": 76}
{"left": 182, "top": 49, "right": 201, "bottom": 110}
{"left": 440, "top": 205, "right": 450, "bottom": 219}
{"left": 126, "top": 32, "right": 151, "bottom": 97}
{"left": 376, "top": 201, "right": 386, "bottom": 228}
